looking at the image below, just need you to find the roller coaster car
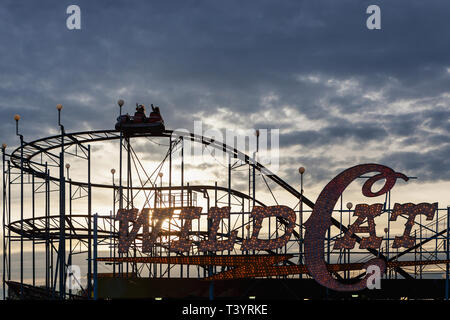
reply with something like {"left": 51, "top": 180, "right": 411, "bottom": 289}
{"left": 115, "top": 114, "right": 165, "bottom": 135}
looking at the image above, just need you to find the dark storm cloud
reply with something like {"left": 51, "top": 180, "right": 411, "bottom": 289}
{"left": 381, "top": 107, "right": 450, "bottom": 146}
{"left": 280, "top": 119, "right": 388, "bottom": 147}
{"left": 0, "top": 0, "right": 449, "bottom": 185}
{"left": 380, "top": 144, "right": 450, "bottom": 181}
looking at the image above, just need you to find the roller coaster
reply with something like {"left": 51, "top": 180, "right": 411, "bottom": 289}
{"left": 2, "top": 102, "right": 450, "bottom": 300}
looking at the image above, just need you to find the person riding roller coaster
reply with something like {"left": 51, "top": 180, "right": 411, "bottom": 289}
{"left": 149, "top": 104, "right": 163, "bottom": 123}
{"left": 115, "top": 102, "right": 165, "bottom": 134}
{"left": 134, "top": 104, "right": 146, "bottom": 123}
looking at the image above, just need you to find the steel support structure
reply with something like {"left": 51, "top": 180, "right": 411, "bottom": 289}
{"left": 2, "top": 126, "right": 450, "bottom": 300}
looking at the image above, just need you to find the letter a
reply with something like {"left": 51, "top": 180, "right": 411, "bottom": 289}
{"left": 334, "top": 203, "right": 383, "bottom": 250}
{"left": 366, "top": 5, "right": 381, "bottom": 30}
{"left": 66, "top": 5, "right": 81, "bottom": 30}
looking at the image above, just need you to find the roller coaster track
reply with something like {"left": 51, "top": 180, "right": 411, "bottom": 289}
{"left": 8, "top": 214, "right": 241, "bottom": 241}
{"left": 8, "top": 129, "right": 314, "bottom": 209}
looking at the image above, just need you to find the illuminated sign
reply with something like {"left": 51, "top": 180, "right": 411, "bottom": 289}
{"left": 116, "top": 205, "right": 297, "bottom": 253}
{"left": 198, "top": 207, "right": 237, "bottom": 252}
{"left": 304, "top": 163, "right": 437, "bottom": 292}
{"left": 114, "top": 163, "right": 438, "bottom": 291}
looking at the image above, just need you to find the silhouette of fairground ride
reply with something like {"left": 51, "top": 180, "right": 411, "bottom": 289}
{"left": 2, "top": 101, "right": 450, "bottom": 300}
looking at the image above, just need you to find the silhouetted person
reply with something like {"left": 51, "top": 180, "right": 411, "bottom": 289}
{"left": 134, "top": 104, "right": 146, "bottom": 123}
{"left": 149, "top": 104, "right": 163, "bottom": 123}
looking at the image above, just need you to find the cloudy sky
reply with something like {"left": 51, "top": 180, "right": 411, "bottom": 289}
{"left": 2, "top": 0, "right": 450, "bottom": 291}
{"left": 1, "top": 0, "right": 449, "bottom": 210}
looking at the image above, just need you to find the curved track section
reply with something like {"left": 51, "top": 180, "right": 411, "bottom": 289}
{"left": 9, "top": 215, "right": 114, "bottom": 240}
{"left": 9, "top": 214, "right": 209, "bottom": 241}
{"left": 9, "top": 129, "right": 315, "bottom": 207}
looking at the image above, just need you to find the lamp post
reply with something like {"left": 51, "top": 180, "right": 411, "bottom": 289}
{"left": 118, "top": 99, "right": 124, "bottom": 117}
{"left": 117, "top": 100, "right": 124, "bottom": 277}
{"left": 14, "top": 114, "right": 20, "bottom": 134}
{"left": 346, "top": 202, "right": 353, "bottom": 279}
{"left": 2, "top": 143, "right": 5, "bottom": 298}
{"left": 14, "top": 114, "right": 24, "bottom": 297}
{"left": 446, "top": 206, "right": 450, "bottom": 300}
{"left": 346, "top": 202, "right": 353, "bottom": 218}
{"left": 117, "top": 99, "right": 124, "bottom": 211}
{"left": 65, "top": 163, "right": 72, "bottom": 296}
{"left": 298, "top": 167, "right": 305, "bottom": 273}
{"left": 57, "top": 104, "right": 63, "bottom": 125}
{"left": 56, "top": 104, "right": 67, "bottom": 299}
